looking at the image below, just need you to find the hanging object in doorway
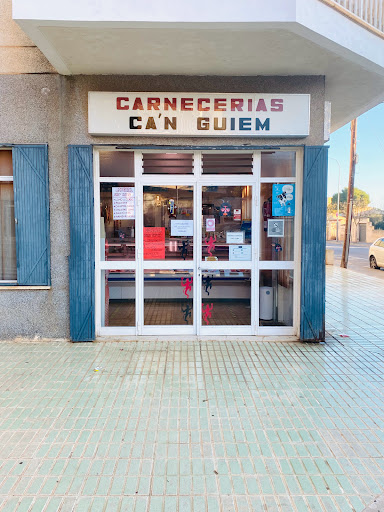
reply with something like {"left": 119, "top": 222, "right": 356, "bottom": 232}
{"left": 205, "top": 234, "right": 217, "bottom": 257}
{"left": 179, "top": 240, "right": 190, "bottom": 260}
{"left": 219, "top": 202, "right": 232, "bottom": 217}
{"left": 181, "top": 276, "right": 193, "bottom": 298}
{"left": 202, "top": 303, "right": 214, "bottom": 325}
{"left": 274, "top": 243, "right": 283, "bottom": 253}
{"left": 202, "top": 275, "right": 213, "bottom": 296}
{"left": 181, "top": 303, "right": 192, "bottom": 324}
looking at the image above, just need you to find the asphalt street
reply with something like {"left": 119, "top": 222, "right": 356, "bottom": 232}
{"left": 326, "top": 240, "right": 384, "bottom": 280}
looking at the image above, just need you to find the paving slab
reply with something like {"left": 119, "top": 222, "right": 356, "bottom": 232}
{"left": 0, "top": 266, "right": 383, "bottom": 511}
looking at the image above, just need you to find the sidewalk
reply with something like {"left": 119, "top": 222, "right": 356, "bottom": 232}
{"left": 0, "top": 267, "right": 383, "bottom": 512}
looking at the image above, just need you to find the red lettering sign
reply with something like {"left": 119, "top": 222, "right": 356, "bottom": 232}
{"left": 144, "top": 227, "right": 165, "bottom": 259}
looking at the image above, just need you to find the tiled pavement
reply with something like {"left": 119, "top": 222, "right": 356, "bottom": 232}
{"left": 0, "top": 267, "right": 384, "bottom": 511}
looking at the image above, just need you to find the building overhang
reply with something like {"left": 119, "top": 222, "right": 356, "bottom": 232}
{"left": 12, "top": 0, "right": 384, "bottom": 131}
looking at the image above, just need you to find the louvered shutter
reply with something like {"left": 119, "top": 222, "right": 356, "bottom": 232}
{"left": 300, "top": 146, "right": 329, "bottom": 341}
{"left": 68, "top": 146, "right": 95, "bottom": 342}
{"left": 13, "top": 145, "right": 50, "bottom": 285}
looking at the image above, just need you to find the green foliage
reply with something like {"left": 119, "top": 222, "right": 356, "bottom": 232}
{"left": 331, "top": 187, "right": 370, "bottom": 208}
{"left": 370, "top": 214, "right": 384, "bottom": 230}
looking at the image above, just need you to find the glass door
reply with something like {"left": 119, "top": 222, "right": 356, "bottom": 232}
{"left": 140, "top": 183, "right": 196, "bottom": 335}
{"left": 199, "top": 183, "right": 254, "bottom": 335}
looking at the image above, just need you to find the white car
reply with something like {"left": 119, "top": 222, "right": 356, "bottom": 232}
{"left": 369, "top": 238, "right": 384, "bottom": 269}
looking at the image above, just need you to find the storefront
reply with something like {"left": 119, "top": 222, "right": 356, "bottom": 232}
{"left": 95, "top": 147, "right": 301, "bottom": 337}
{"left": 0, "top": 78, "right": 328, "bottom": 342}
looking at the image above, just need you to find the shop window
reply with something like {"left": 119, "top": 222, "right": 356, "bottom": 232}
{"left": 201, "top": 270, "right": 251, "bottom": 326}
{"left": 101, "top": 270, "right": 135, "bottom": 326}
{"left": 259, "top": 270, "right": 294, "bottom": 326}
{"left": 261, "top": 151, "right": 296, "bottom": 177}
{"left": 100, "top": 151, "right": 134, "bottom": 177}
{"left": 0, "top": 150, "right": 16, "bottom": 282}
{"left": 202, "top": 185, "right": 252, "bottom": 261}
{"left": 100, "top": 182, "right": 135, "bottom": 261}
{"left": 143, "top": 186, "right": 194, "bottom": 260}
{"left": 142, "top": 153, "right": 193, "bottom": 174}
{"left": 260, "top": 182, "right": 295, "bottom": 261}
{"left": 144, "top": 270, "right": 193, "bottom": 325}
{"left": 202, "top": 153, "right": 253, "bottom": 174}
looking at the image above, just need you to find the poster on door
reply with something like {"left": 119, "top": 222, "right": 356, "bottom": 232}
{"left": 272, "top": 184, "right": 295, "bottom": 216}
{"left": 112, "top": 187, "right": 135, "bottom": 220}
{"left": 144, "top": 227, "right": 165, "bottom": 259}
{"left": 206, "top": 218, "right": 215, "bottom": 232}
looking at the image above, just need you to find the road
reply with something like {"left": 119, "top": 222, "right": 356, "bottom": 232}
{"left": 326, "top": 240, "right": 384, "bottom": 280}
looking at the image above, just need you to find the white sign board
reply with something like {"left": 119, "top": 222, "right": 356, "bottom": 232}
{"left": 226, "top": 231, "right": 245, "bottom": 244}
{"left": 112, "top": 187, "right": 135, "bottom": 220}
{"left": 206, "top": 218, "right": 215, "bottom": 232}
{"left": 171, "top": 219, "right": 193, "bottom": 237}
{"left": 89, "top": 92, "right": 310, "bottom": 137}
{"left": 229, "top": 245, "right": 252, "bottom": 261}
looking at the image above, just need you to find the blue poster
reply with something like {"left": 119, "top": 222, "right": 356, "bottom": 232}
{"left": 272, "top": 184, "right": 295, "bottom": 216}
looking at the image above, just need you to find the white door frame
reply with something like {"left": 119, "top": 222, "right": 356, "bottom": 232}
{"left": 94, "top": 147, "right": 302, "bottom": 338}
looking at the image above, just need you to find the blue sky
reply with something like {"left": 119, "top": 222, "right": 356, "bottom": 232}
{"left": 328, "top": 102, "right": 384, "bottom": 210}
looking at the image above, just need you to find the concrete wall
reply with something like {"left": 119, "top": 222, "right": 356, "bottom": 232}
{"left": 0, "top": 0, "right": 56, "bottom": 74}
{"left": 0, "top": 73, "right": 325, "bottom": 340}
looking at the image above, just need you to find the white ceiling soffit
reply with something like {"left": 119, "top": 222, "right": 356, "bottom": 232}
{"left": 12, "top": 0, "right": 384, "bottom": 131}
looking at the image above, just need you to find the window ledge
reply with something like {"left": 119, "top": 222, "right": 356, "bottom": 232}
{"left": 0, "top": 285, "right": 51, "bottom": 290}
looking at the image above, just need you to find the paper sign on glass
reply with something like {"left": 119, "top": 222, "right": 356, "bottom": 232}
{"left": 206, "top": 218, "right": 215, "bottom": 232}
{"left": 112, "top": 187, "right": 135, "bottom": 220}
{"left": 171, "top": 220, "right": 193, "bottom": 237}
{"left": 234, "top": 209, "right": 241, "bottom": 221}
{"left": 226, "top": 231, "right": 244, "bottom": 244}
{"left": 272, "top": 184, "right": 295, "bottom": 216}
{"left": 229, "top": 245, "right": 252, "bottom": 261}
{"left": 267, "top": 219, "right": 285, "bottom": 237}
{"left": 144, "top": 227, "right": 165, "bottom": 259}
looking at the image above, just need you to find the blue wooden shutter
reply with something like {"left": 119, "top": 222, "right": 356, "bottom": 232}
{"left": 68, "top": 146, "right": 95, "bottom": 342}
{"left": 300, "top": 146, "right": 329, "bottom": 341}
{"left": 13, "top": 145, "right": 50, "bottom": 285}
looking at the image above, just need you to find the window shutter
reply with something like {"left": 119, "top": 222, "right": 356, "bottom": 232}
{"left": 68, "top": 145, "right": 95, "bottom": 342}
{"left": 13, "top": 145, "right": 50, "bottom": 285}
{"left": 301, "top": 146, "right": 329, "bottom": 341}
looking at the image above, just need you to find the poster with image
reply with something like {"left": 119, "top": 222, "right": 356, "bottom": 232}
{"left": 272, "top": 184, "right": 295, "bottom": 216}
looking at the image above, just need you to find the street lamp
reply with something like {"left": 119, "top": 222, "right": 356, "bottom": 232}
{"left": 329, "top": 157, "right": 341, "bottom": 241}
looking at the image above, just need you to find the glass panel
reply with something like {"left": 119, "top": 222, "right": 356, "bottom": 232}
{"left": 0, "top": 150, "right": 13, "bottom": 177}
{"left": 260, "top": 182, "right": 295, "bottom": 261}
{"left": 259, "top": 270, "right": 294, "bottom": 326}
{"left": 100, "top": 182, "right": 135, "bottom": 261}
{"left": 144, "top": 270, "right": 193, "bottom": 325}
{"left": 261, "top": 151, "right": 296, "bottom": 178}
{"left": 143, "top": 153, "right": 193, "bottom": 174}
{"left": 202, "top": 153, "right": 253, "bottom": 174}
{"left": 143, "top": 186, "right": 193, "bottom": 260}
{"left": 101, "top": 270, "right": 135, "bottom": 327}
{"left": 0, "top": 182, "right": 17, "bottom": 281}
{"left": 99, "top": 151, "right": 134, "bottom": 177}
{"left": 202, "top": 186, "right": 252, "bottom": 261}
{"left": 201, "top": 270, "right": 251, "bottom": 326}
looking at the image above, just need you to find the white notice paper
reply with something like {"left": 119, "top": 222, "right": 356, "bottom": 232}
{"left": 112, "top": 187, "right": 135, "bottom": 220}
{"left": 229, "top": 245, "right": 252, "bottom": 261}
{"left": 206, "top": 218, "right": 215, "bottom": 232}
{"left": 171, "top": 220, "right": 194, "bottom": 237}
{"left": 226, "top": 231, "right": 245, "bottom": 244}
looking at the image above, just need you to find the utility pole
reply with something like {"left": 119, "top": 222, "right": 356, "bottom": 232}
{"left": 341, "top": 118, "right": 357, "bottom": 268}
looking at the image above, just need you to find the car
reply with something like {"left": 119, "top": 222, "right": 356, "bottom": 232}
{"left": 369, "top": 237, "right": 384, "bottom": 269}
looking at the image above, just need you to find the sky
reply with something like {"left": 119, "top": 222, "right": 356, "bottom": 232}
{"left": 328, "top": 102, "right": 384, "bottom": 210}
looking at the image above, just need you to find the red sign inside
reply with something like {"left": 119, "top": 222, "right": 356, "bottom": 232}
{"left": 144, "top": 227, "right": 165, "bottom": 260}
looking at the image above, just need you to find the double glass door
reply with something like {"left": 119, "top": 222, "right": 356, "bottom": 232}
{"left": 96, "top": 150, "right": 299, "bottom": 337}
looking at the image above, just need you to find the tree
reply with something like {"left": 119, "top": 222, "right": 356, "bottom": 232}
{"left": 331, "top": 187, "right": 370, "bottom": 208}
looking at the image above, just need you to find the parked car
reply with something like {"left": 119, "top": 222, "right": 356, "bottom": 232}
{"left": 369, "top": 238, "right": 384, "bottom": 269}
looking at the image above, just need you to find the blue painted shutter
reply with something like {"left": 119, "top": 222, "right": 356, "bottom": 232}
{"left": 301, "top": 146, "right": 329, "bottom": 341}
{"left": 13, "top": 145, "right": 50, "bottom": 285}
{"left": 68, "top": 146, "right": 95, "bottom": 342}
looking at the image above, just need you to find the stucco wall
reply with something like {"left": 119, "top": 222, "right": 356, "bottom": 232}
{"left": 0, "top": 73, "right": 325, "bottom": 340}
{"left": 0, "top": 0, "right": 56, "bottom": 74}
